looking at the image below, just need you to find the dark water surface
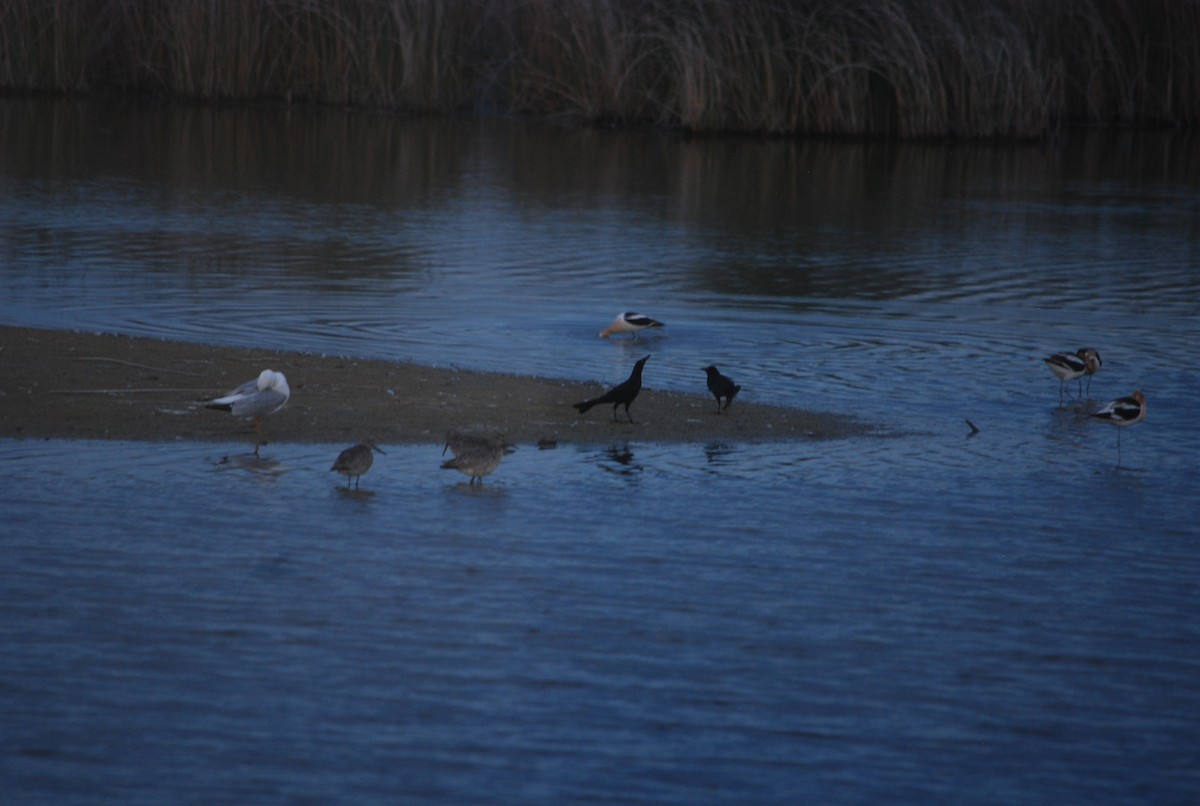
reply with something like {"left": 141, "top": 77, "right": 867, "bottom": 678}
{"left": 2, "top": 99, "right": 1198, "bottom": 802}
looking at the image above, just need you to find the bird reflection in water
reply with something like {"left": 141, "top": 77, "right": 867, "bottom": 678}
{"left": 599, "top": 444, "right": 642, "bottom": 476}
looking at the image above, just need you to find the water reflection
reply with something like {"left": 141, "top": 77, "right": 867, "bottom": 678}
{"left": 598, "top": 444, "right": 641, "bottom": 476}
{"left": 3, "top": 97, "right": 1199, "bottom": 803}
{"left": 1, "top": 98, "right": 1198, "bottom": 469}
{"left": 703, "top": 443, "right": 735, "bottom": 464}
{"left": 335, "top": 486, "right": 378, "bottom": 501}
{"left": 3, "top": 436, "right": 1198, "bottom": 802}
{"left": 4, "top": 99, "right": 1196, "bottom": 313}
{"left": 213, "top": 451, "right": 286, "bottom": 476}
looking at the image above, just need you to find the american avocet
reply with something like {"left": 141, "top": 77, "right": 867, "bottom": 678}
{"left": 599, "top": 312, "right": 665, "bottom": 339}
{"left": 702, "top": 365, "right": 741, "bottom": 414}
{"left": 441, "top": 437, "right": 511, "bottom": 485}
{"left": 1081, "top": 348, "right": 1103, "bottom": 396}
{"left": 331, "top": 441, "right": 385, "bottom": 489}
{"left": 1090, "top": 390, "right": 1145, "bottom": 466}
{"left": 205, "top": 369, "right": 290, "bottom": 453}
{"left": 1044, "top": 348, "right": 1102, "bottom": 403}
{"left": 573, "top": 355, "right": 649, "bottom": 423}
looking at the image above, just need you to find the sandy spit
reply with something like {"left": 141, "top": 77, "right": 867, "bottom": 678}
{"left": 0, "top": 326, "right": 872, "bottom": 447}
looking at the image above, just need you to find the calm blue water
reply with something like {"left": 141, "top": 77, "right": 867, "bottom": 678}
{"left": 2, "top": 100, "right": 1199, "bottom": 802}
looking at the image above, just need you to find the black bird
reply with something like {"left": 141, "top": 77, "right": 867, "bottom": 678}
{"left": 573, "top": 355, "right": 650, "bottom": 423}
{"left": 702, "top": 365, "right": 741, "bottom": 414}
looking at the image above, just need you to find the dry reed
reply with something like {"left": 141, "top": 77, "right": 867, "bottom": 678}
{"left": 1, "top": 0, "right": 1195, "bottom": 138}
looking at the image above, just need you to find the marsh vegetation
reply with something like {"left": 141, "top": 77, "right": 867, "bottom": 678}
{"left": 2, "top": 0, "right": 1196, "bottom": 137}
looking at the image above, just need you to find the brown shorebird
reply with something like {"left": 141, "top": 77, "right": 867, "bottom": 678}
{"left": 331, "top": 441, "right": 386, "bottom": 489}
{"left": 441, "top": 433, "right": 513, "bottom": 485}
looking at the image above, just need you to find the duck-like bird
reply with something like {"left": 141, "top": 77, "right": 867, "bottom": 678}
{"left": 702, "top": 365, "right": 741, "bottom": 414}
{"left": 1090, "top": 390, "right": 1145, "bottom": 466}
{"left": 573, "top": 355, "right": 649, "bottom": 423}
{"left": 331, "top": 441, "right": 385, "bottom": 489}
{"left": 599, "top": 312, "right": 665, "bottom": 339}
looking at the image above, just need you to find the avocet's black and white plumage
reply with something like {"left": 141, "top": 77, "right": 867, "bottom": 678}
{"left": 331, "top": 441, "right": 385, "bottom": 489}
{"left": 599, "top": 312, "right": 665, "bottom": 338}
{"left": 1044, "top": 348, "right": 1102, "bottom": 403}
{"left": 1090, "top": 390, "right": 1145, "bottom": 465}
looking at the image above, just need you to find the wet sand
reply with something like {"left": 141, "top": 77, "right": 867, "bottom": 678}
{"left": 0, "top": 326, "right": 870, "bottom": 446}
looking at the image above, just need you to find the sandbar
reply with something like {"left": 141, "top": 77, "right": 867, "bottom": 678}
{"left": 0, "top": 326, "right": 870, "bottom": 446}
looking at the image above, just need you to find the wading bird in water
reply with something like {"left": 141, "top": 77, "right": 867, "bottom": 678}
{"left": 1044, "top": 348, "right": 1102, "bottom": 404}
{"left": 441, "top": 434, "right": 512, "bottom": 485}
{"left": 1090, "top": 390, "right": 1145, "bottom": 466}
{"left": 599, "top": 312, "right": 664, "bottom": 339}
{"left": 331, "top": 441, "right": 385, "bottom": 489}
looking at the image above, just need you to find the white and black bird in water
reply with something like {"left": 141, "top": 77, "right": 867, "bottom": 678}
{"left": 702, "top": 365, "right": 741, "bottom": 414}
{"left": 1044, "top": 348, "right": 1102, "bottom": 404}
{"left": 331, "top": 441, "right": 385, "bottom": 489}
{"left": 441, "top": 431, "right": 514, "bottom": 485}
{"left": 204, "top": 369, "right": 290, "bottom": 454}
{"left": 599, "top": 312, "right": 665, "bottom": 339}
{"left": 573, "top": 355, "right": 650, "bottom": 423}
{"left": 1090, "top": 390, "right": 1145, "bottom": 466}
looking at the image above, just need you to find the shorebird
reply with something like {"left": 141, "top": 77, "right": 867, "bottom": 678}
{"left": 1044, "top": 348, "right": 1102, "bottom": 403}
{"left": 331, "top": 441, "right": 385, "bottom": 489}
{"left": 442, "top": 430, "right": 501, "bottom": 459}
{"left": 441, "top": 437, "right": 511, "bottom": 485}
{"left": 1090, "top": 390, "right": 1145, "bottom": 466}
{"left": 573, "top": 355, "right": 649, "bottom": 423}
{"left": 204, "top": 369, "right": 290, "bottom": 453}
{"left": 702, "top": 365, "right": 741, "bottom": 414}
{"left": 1080, "top": 348, "right": 1103, "bottom": 396}
{"left": 599, "top": 312, "right": 665, "bottom": 339}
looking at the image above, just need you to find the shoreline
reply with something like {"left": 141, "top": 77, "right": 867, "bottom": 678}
{"left": 0, "top": 326, "right": 872, "bottom": 446}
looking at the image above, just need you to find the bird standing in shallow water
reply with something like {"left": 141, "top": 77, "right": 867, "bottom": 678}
{"left": 204, "top": 369, "right": 290, "bottom": 455}
{"left": 441, "top": 436, "right": 511, "bottom": 485}
{"left": 599, "top": 312, "right": 664, "bottom": 339}
{"left": 573, "top": 355, "right": 650, "bottom": 423}
{"left": 442, "top": 430, "right": 500, "bottom": 459}
{"left": 1044, "top": 348, "right": 1102, "bottom": 404}
{"left": 331, "top": 441, "right": 385, "bottom": 489}
{"left": 1090, "top": 390, "right": 1145, "bottom": 466}
{"left": 702, "top": 365, "right": 741, "bottom": 414}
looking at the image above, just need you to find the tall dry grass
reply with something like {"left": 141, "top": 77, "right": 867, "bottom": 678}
{"left": 1, "top": 0, "right": 1196, "bottom": 137}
